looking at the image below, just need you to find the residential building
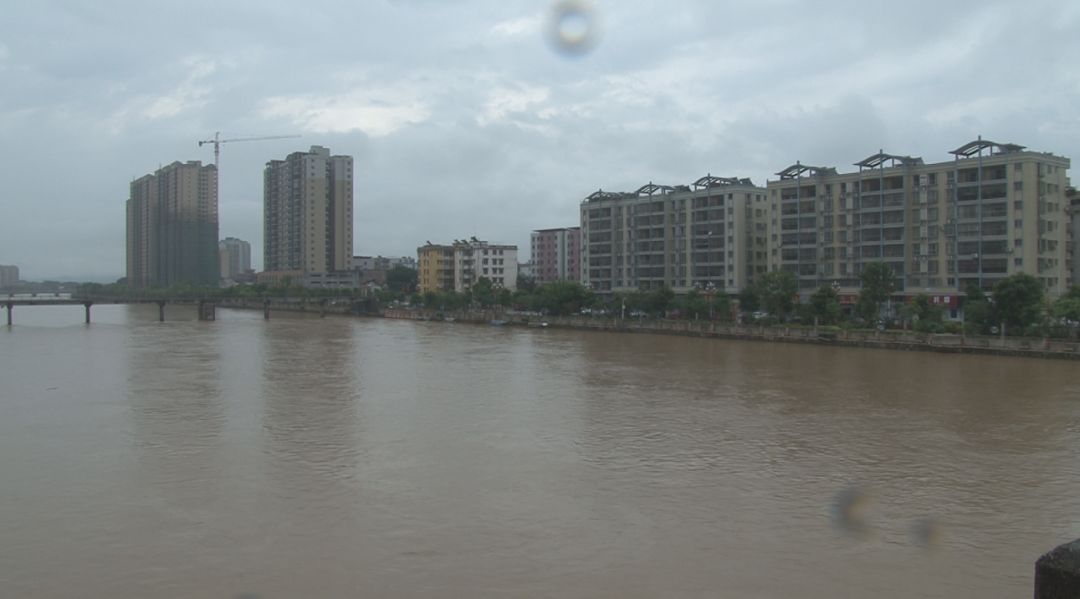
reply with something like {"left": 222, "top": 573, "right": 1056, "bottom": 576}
{"left": 531, "top": 227, "right": 582, "bottom": 284}
{"left": 263, "top": 146, "right": 354, "bottom": 282}
{"left": 351, "top": 255, "right": 417, "bottom": 272}
{"left": 126, "top": 161, "right": 219, "bottom": 288}
{"left": 351, "top": 255, "right": 417, "bottom": 286}
{"left": 1068, "top": 187, "right": 1078, "bottom": 287}
{"left": 765, "top": 139, "right": 1072, "bottom": 305}
{"left": 0, "top": 264, "right": 18, "bottom": 289}
{"left": 219, "top": 237, "right": 252, "bottom": 282}
{"left": 417, "top": 238, "right": 518, "bottom": 293}
{"left": 517, "top": 261, "right": 535, "bottom": 283}
{"left": 580, "top": 177, "right": 770, "bottom": 295}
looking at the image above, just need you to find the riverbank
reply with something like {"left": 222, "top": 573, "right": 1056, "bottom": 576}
{"left": 221, "top": 299, "right": 1080, "bottom": 360}
{"left": 384, "top": 307, "right": 1080, "bottom": 360}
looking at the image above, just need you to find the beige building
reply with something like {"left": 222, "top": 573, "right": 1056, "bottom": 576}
{"left": 218, "top": 237, "right": 251, "bottom": 281}
{"left": 263, "top": 146, "right": 353, "bottom": 277}
{"left": 1069, "top": 187, "right": 1078, "bottom": 287}
{"left": 0, "top": 264, "right": 19, "bottom": 289}
{"left": 580, "top": 177, "right": 769, "bottom": 295}
{"left": 126, "top": 161, "right": 219, "bottom": 289}
{"left": 765, "top": 139, "right": 1072, "bottom": 303}
{"left": 417, "top": 239, "right": 518, "bottom": 294}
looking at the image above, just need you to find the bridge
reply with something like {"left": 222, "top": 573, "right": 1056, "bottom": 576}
{"left": 1, "top": 296, "right": 343, "bottom": 325}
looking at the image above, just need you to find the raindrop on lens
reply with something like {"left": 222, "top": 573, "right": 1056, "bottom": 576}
{"left": 546, "top": 0, "right": 599, "bottom": 57}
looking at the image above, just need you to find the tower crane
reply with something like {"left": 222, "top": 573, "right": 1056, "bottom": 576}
{"left": 197, "top": 132, "right": 301, "bottom": 167}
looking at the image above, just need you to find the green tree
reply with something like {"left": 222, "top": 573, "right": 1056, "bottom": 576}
{"left": 1053, "top": 285, "right": 1080, "bottom": 318}
{"left": 712, "top": 293, "right": 733, "bottom": 322}
{"left": 907, "top": 294, "right": 946, "bottom": 333}
{"left": 992, "top": 273, "right": 1044, "bottom": 333}
{"left": 738, "top": 285, "right": 760, "bottom": 314}
{"left": 962, "top": 283, "right": 993, "bottom": 334}
{"left": 858, "top": 262, "right": 896, "bottom": 319}
{"left": 646, "top": 286, "right": 676, "bottom": 317}
{"left": 470, "top": 277, "right": 496, "bottom": 307}
{"left": 756, "top": 270, "right": 798, "bottom": 321}
{"left": 678, "top": 289, "right": 709, "bottom": 320}
{"left": 516, "top": 274, "right": 537, "bottom": 292}
{"left": 385, "top": 265, "right": 418, "bottom": 294}
{"left": 533, "top": 281, "right": 593, "bottom": 316}
{"left": 1053, "top": 289, "right": 1080, "bottom": 339}
{"left": 808, "top": 285, "right": 842, "bottom": 325}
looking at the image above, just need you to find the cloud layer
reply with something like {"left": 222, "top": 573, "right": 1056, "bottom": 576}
{"left": 1, "top": 1, "right": 1078, "bottom": 279}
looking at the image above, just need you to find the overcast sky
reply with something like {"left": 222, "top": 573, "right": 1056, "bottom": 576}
{"left": 2, "top": 0, "right": 1079, "bottom": 281}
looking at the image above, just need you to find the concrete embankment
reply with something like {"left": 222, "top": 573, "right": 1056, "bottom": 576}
{"left": 222, "top": 301, "right": 1080, "bottom": 360}
{"left": 382, "top": 308, "right": 1080, "bottom": 360}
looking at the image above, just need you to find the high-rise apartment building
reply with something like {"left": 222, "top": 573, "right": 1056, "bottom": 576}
{"left": 530, "top": 227, "right": 581, "bottom": 284}
{"left": 580, "top": 177, "right": 770, "bottom": 295}
{"left": 417, "top": 239, "right": 518, "bottom": 294}
{"left": 126, "top": 161, "right": 219, "bottom": 288}
{"left": 765, "top": 139, "right": 1072, "bottom": 301}
{"left": 1068, "top": 187, "right": 1078, "bottom": 287}
{"left": 0, "top": 264, "right": 19, "bottom": 289}
{"left": 218, "top": 237, "right": 252, "bottom": 281}
{"left": 263, "top": 146, "right": 353, "bottom": 277}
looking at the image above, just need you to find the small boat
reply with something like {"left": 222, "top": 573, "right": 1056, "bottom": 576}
{"left": 489, "top": 319, "right": 507, "bottom": 326}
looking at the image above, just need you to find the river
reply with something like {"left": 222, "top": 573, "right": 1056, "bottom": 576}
{"left": 1, "top": 304, "right": 1078, "bottom": 598}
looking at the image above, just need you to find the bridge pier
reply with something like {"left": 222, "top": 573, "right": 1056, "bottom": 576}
{"left": 320, "top": 298, "right": 327, "bottom": 318}
{"left": 5, "top": 302, "right": 11, "bottom": 326}
{"left": 263, "top": 299, "right": 271, "bottom": 320}
{"left": 83, "top": 302, "right": 92, "bottom": 324}
{"left": 198, "top": 300, "right": 216, "bottom": 321}
{"left": 156, "top": 300, "right": 166, "bottom": 322}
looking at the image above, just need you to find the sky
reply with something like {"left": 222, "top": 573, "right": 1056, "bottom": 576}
{"left": 2, "top": 0, "right": 1079, "bottom": 281}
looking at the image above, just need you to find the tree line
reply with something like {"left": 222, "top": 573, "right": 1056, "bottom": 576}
{"left": 78, "top": 262, "right": 1080, "bottom": 337}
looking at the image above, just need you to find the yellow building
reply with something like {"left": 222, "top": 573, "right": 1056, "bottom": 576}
{"left": 417, "top": 244, "right": 455, "bottom": 293}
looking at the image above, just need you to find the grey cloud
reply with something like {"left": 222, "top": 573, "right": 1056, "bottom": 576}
{"left": 1, "top": 0, "right": 1078, "bottom": 279}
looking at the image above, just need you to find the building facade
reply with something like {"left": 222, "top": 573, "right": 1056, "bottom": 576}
{"left": 0, "top": 264, "right": 19, "bottom": 289}
{"left": 351, "top": 255, "right": 417, "bottom": 271}
{"left": 580, "top": 177, "right": 770, "bottom": 295}
{"left": 530, "top": 227, "right": 581, "bottom": 284}
{"left": 417, "top": 239, "right": 518, "bottom": 294}
{"left": 1069, "top": 187, "right": 1078, "bottom": 287}
{"left": 126, "top": 161, "right": 219, "bottom": 288}
{"left": 264, "top": 146, "right": 354, "bottom": 278}
{"left": 219, "top": 237, "right": 252, "bottom": 281}
{"left": 765, "top": 139, "right": 1072, "bottom": 301}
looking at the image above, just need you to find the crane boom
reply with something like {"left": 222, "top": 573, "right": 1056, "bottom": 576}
{"left": 197, "top": 131, "right": 302, "bottom": 166}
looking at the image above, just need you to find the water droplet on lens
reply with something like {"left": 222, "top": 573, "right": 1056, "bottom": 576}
{"left": 546, "top": 0, "right": 599, "bottom": 57}
{"left": 910, "top": 516, "right": 943, "bottom": 549}
{"left": 831, "top": 485, "right": 873, "bottom": 537}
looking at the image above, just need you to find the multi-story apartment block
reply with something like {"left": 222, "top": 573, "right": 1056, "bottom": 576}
{"left": 765, "top": 139, "right": 1072, "bottom": 304}
{"left": 530, "top": 227, "right": 581, "bottom": 284}
{"left": 264, "top": 146, "right": 353, "bottom": 278}
{"left": 0, "top": 264, "right": 19, "bottom": 289}
{"left": 352, "top": 255, "right": 417, "bottom": 271}
{"left": 1068, "top": 187, "right": 1078, "bottom": 287}
{"left": 417, "top": 238, "right": 518, "bottom": 294}
{"left": 580, "top": 177, "right": 770, "bottom": 295}
{"left": 126, "top": 161, "right": 219, "bottom": 289}
{"left": 218, "top": 237, "right": 251, "bottom": 281}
